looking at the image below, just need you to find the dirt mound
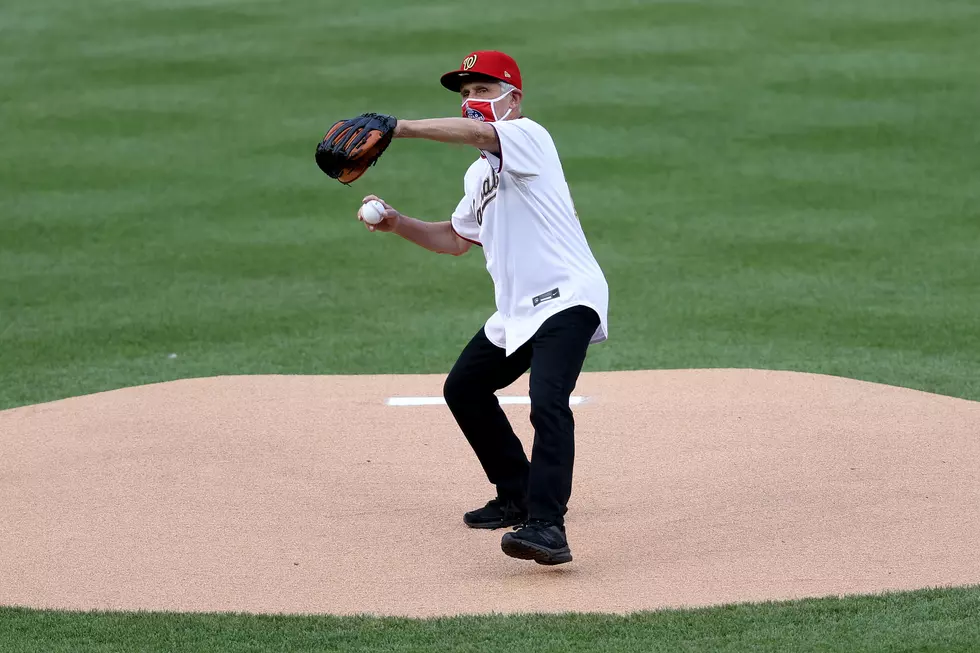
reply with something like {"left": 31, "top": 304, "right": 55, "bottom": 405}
{"left": 1, "top": 370, "right": 977, "bottom": 617}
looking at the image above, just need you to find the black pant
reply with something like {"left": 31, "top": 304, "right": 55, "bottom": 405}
{"left": 443, "top": 305, "right": 600, "bottom": 527}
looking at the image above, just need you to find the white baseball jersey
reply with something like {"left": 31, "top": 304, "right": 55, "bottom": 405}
{"left": 450, "top": 117, "right": 609, "bottom": 356}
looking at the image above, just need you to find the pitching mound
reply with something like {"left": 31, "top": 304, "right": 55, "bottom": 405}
{"left": 1, "top": 370, "right": 977, "bottom": 617}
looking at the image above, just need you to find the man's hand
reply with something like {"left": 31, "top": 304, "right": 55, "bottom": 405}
{"left": 358, "top": 195, "right": 402, "bottom": 233}
{"left": 316, "top": 113, "right": 397, "bottom": 185}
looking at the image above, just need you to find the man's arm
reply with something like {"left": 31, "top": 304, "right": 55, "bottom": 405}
{"left": 359, "top": 195, "right": 472, "bottom": 255}
{"left": 391, "top": 215, "right": 472, "bottom": 256}
{"left": 395, "top": 118, "right": 499, "bottom": 154}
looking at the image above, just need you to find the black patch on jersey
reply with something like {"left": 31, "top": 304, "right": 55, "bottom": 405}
{"left": 532, "top": 288, "right": 560, "bottom": 307}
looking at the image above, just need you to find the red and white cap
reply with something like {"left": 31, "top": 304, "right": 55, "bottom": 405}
{"left": 440, "top": 50, "right": 523, "bottom": 92}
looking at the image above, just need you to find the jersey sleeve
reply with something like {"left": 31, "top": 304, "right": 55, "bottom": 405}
{"left": 488, "top": 119, "right": 547, "bottom": 177}
{"left": 450, "top": 194, "right": 481, "bottom": 246}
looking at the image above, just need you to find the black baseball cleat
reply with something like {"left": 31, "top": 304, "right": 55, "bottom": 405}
{"left": 500, "top": 519, "right": 572, "bottom": 565}
{"left": 463, "top": 497, "right": 528, "bottom": 529}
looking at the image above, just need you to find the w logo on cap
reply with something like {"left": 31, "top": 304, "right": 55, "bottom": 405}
{"left": 441, "top": 50, "right": 522, "bottom": 92}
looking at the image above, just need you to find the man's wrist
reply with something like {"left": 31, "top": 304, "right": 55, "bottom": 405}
{"left": 390, "top": 213, "right": 406, "bottom": 235}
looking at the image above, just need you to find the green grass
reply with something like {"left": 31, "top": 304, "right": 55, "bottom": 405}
{"left": 3, "top": 587, "right": 980, "bottom": 653}
{"left": 2, "top": 0, "right": 978, "bottom": 408}
{"left": 1, "top": 0, "right": 978, "bottom": 649}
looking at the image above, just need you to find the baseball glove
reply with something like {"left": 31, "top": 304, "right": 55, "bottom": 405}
{"left": 315, "top": 112, "right": 397, "bottom": 185}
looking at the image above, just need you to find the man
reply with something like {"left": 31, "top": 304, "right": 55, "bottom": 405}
{"left": 357, "top": 51, "right": 609, "bottom": 565}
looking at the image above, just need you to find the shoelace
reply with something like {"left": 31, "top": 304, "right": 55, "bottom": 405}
{"left": 512, "top": 518, "right": 552, "bottom": 532}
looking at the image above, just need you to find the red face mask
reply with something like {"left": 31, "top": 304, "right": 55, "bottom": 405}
{"left": 461, "top": 88, "right": 515, "bottom": 123}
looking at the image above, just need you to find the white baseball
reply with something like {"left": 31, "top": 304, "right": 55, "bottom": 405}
{"left": 359, "top": 199, "right": 386, "bottom": 225}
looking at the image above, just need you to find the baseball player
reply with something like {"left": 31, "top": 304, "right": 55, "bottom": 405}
{"left": 357, "top": 51, "right": 609, "bottom": 565}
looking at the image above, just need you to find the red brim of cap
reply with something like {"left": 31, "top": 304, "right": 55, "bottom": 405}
{"left": 440, "top": 70, "right": 505, "bottom": 92}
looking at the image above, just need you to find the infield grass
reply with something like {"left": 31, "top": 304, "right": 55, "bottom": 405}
{"left": 1, "top": 0, "right": 978, "bottom": 649}
{"left": 3, "top": 587, "right": 980, "bottom": 653}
